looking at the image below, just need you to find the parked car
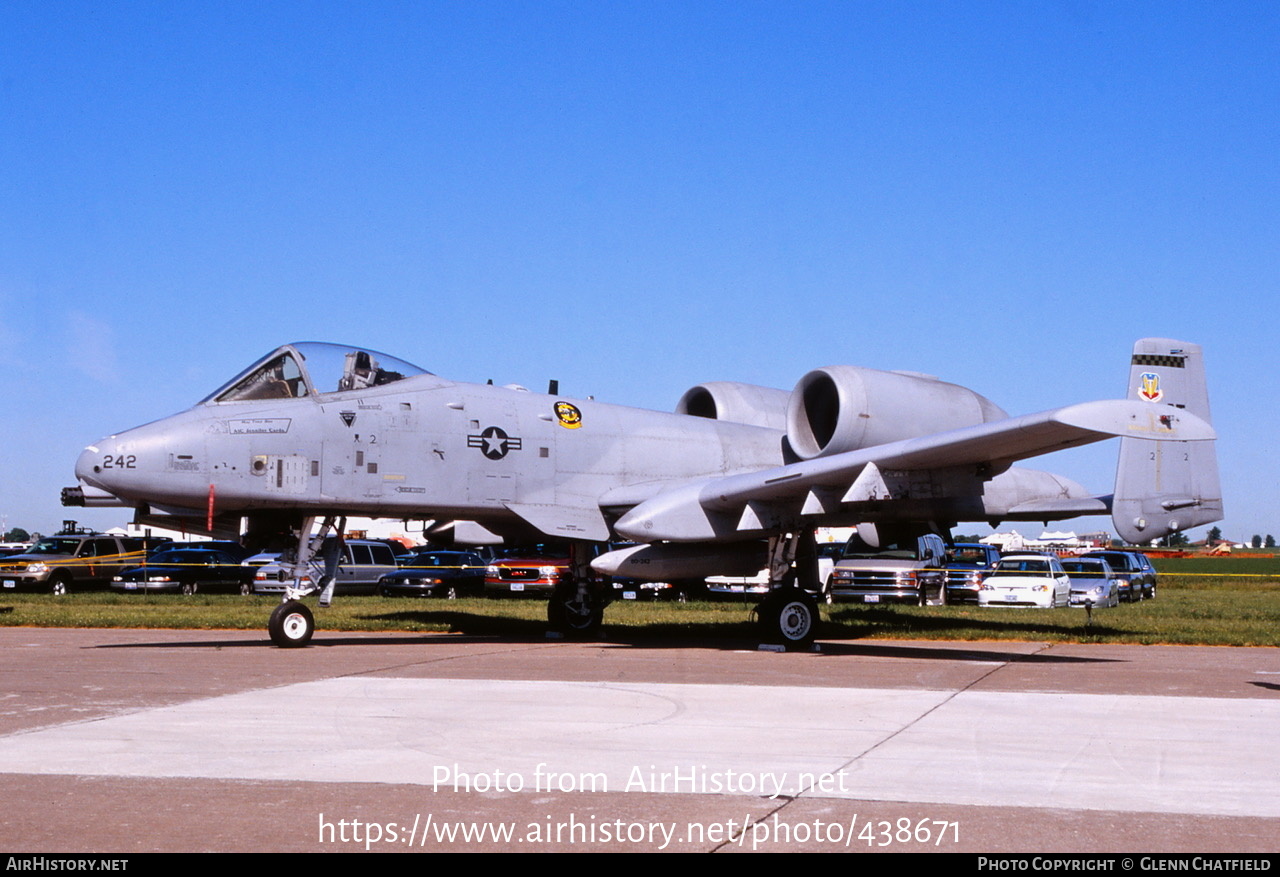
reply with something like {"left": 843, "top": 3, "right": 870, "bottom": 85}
{"left": 977, "top": 553, "right": 1071, "bottom": 608}
{"left": 944, "top": 542, "right": 1002, "bottom": 604}
{"left": 611, "top": 577, "right": 694, "bottom": 601}
{"left": 241, "top": 551, "right": 282, "bottom": 568}
{"left": 156, "top": 540, "right": 254, "bottom": 562}
{"left": 705, "top": 541, "right": 843, "bottom": 602}
{"left": 377, "top": 550, "right": 486, "bottom": 598}
{"left": 1062, "top": 557, "right": 1120, "bottom": 608}
{"left": 1080, "top": 550, "right": 1157, "bottom": 601}
{"left": 703, "top": 570, "right": 770, "bottom": 600}
{"left": 254, "top": 538, "right": 399, "bottom": 595}
{"left": 112, "top": 548, "right": 257, "bottom": 595}
{"left": 484, "top": 544, "right": 571, "bottom": 596}
{"left": 0, "top": 533, "right": 144, "bottom": 595}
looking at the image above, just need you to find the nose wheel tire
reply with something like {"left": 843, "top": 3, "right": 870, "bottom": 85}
{"left": 757, "top": 586, "right": 819, "bottom": 650}
{"left": 269, "top": 600, "right": 314, "bottom": 648}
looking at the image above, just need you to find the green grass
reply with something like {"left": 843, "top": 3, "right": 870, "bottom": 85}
{"left": 2, "top": 572, "right": 1278, "bottom": 647}
{"left": 823, "top": 578, "right": 1280, "bottom": 646}
{"left": 1151, "top": 552, "right": 1280, "bottom": 581}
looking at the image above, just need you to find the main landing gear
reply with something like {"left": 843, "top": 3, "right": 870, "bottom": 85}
{"left": 546, "top": 542, "right": 606, "bottom": 638}
{"left": 547, "top": 580, "right": 604, "bottom": 636}
{"left": 754, "top": 531, "right": 822, "bottom": 650}
{"left": 757, "top": 586, "right": 820, "bottom": 650}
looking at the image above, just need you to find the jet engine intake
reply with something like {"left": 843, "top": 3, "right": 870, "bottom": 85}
{"left": 676, "top": 382, "right": 790, "bottom": 431}
{"left": 785, "top": 366, "right": 1008, "bottom": 460}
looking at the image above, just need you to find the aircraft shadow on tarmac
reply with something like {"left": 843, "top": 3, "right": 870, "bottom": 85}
{"left": 330, "top": 601, "right": 1131, "bottom": 655}
{"left": 358, "top": 603, "right": 1130, "bottom": 648}
{"left": 89, "top": 607, "right": 1123, "bottom": 665}
{"left": 825, "top": 604, "right": 1130, "bottom": 641}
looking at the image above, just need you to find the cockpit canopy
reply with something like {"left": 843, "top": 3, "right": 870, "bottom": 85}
{"left": 203, "top": 343, "right": 430, "bottom": 404}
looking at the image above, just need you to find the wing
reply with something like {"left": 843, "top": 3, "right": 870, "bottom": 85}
{"left": 612, "top": 399, "right": 1215, "bottom": 542}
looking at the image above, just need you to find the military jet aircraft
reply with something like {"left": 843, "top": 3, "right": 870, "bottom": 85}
{"left": 64, "top": 337, "right": 1220, "bottom": 649}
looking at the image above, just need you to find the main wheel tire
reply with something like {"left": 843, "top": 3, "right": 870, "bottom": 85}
{"left": 547, "top": 582, "right": 603, "bottom": 637}
{"left": 442, "top": 584, "right": 458, "bottom": 600}
{"left": 268, "top": 600, "right": 314, "bottom": 648}
{"left": 48, "top": 574, "right": 69, "bottom": 597}
{"left": 240, "top": 582, "right": 252, "bottom": 596}
{"left": 181, "top": 581, "right": 198, "bottom": 596}
{"left": 758, "top": 586, "right": 819, "bottom": 650}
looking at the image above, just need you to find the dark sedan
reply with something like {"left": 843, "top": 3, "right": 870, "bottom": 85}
{"left": 377, "top": 550, "right": 487, "bottom": 598}
{"left": 1080, "top": 550, "right": 1157, "bottom": 601}
{"left": 111, "top": 548, "right": 257, "bottom": 595}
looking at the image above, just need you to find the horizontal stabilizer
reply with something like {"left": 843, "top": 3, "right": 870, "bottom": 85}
{"left": 1005, "top": 495, "right": 1112, "bottom": 519}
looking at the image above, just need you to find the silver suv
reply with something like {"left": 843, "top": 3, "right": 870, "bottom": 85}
{"left": 253, "top": 538, "right": 400, "bottom": 595}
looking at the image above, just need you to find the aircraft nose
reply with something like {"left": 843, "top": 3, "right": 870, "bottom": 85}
{"left": 75, "top": 443, "right": 105, "bottom": 488}
{"left": 75, "top": 436, "right": 128, "bottom": 492}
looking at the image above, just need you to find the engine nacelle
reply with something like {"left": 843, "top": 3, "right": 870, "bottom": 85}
{"left": 676, "top": 382, "right": 790, "bottom": 431}
{"left": 785, "top": 366, "right": 1008, "bottom": 460}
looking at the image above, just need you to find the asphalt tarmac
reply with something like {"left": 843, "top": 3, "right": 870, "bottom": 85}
{"left": 1, "top": 626, "right": 1278, "bottom": 853}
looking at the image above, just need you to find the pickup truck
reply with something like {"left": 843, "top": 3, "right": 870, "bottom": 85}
{"left": 828, "top": 532, "right": 948, "bottom": 605}
{"left": 943, "top": 542, "right": 1002, "bottom": 604}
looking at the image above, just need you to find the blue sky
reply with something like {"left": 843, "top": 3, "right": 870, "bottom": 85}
{"left": 1, "top": 1, "right": 1275, "bottom": 541}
